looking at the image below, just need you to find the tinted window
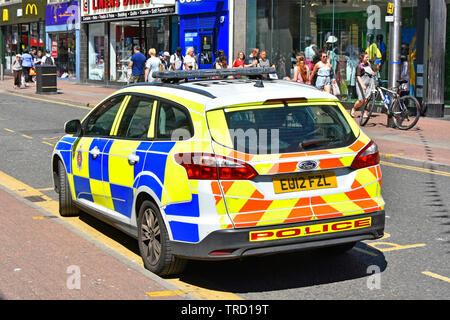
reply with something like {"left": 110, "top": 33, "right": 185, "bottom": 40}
{"left": 214, "top": 105, "right": 356, "bottom": 154}
{"left": 157, "top": 102, "right": 193, "bottom": 140}
{"left": 84, "top": 96, "right": 124, "bottom": 137}
{"left": 116, "top": 96, "right": 154, "bottom": 139}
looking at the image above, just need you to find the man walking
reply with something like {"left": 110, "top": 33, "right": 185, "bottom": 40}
{"left": 128, "top": 46, "right": 146, "bottom": 83}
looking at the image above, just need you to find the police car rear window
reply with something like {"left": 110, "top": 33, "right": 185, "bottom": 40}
{"left": 208, "top": 104, "right": 356, "bottom": 154}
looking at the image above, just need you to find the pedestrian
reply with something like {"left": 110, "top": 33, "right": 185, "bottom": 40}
{"left": 309, "top": 51, "right": 333, "bottom": 93}
{"left": 232, "top": 51, "right": 245, "bottom": 68}
{"left": 213, "top": 50, "right": 225, "bottom": 69}
{"left": 11, "top": 54, "right": 23, "bottom": 89}
{"left": 184, "top": 47, "right": 198, "bottom": 70}
{"left": 350, "top": 52, "right": 376, "bottom": 117}
{"left": 21, "top": 50, "right": 35, "bottom": 85}
{"left": 41, "top": 50, "right": 55, "bottom": 65}
{"left": 259, "top": 51, "right": 272, "bottom": 68}
{"left": 244, "top": 48, "right": 260, "bottom": 68}
{"left": 161, "top": 51, "right": 170, "bottom": 71}
{"left": 145, "top": 48, "right": 162, "bottom": 83}
{"left": 170, "top": 47, "right": 184, "bottom": 71}
{"left": 34, "top": 50, "right": 43, "bottom": 66}
{"left": 128, "top": 46, "right": 146, "bottom": 83}
{"left": 292, "top": 54, "right": 310, "bottom": 84}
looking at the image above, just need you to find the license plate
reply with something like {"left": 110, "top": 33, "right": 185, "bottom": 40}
{"left": 273, "top": 172, "right": 337, "bottom": 194}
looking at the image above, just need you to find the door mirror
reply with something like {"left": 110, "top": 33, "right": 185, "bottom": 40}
{"left": 64, "top": 119, "right": 82, "bottom": 135}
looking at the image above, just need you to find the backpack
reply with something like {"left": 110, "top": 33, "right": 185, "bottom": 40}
{"left": 43, "top": 56, "right": 54, "bottom": 66}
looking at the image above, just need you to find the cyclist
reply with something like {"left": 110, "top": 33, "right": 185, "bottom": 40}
{"left": 351, "top": 52, "right": 376, "bottom": 117}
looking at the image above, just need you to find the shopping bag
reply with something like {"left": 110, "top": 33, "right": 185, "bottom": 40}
{"left": 331, "top": 78, "right": 340, "bottom": 96}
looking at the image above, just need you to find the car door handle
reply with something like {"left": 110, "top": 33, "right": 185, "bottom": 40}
{"left": 128, "top": 153, "right": 139, "bottom": 165}
{"left": 90, "top": 146, "right": 100, "bottom": 160}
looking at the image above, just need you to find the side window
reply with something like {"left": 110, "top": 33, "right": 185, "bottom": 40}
{"left": 116, "top": 96, "right": 154, "bottom": 139}
{"left": 157, "top": 101, "right": 193, "bottom": 140}
{"left": 84, "top": 96, "right": 124, "bottom": 137}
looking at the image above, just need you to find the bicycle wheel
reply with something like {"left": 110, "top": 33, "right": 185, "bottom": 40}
{"left": 359, "top": 94, "right": 375, "bottom": 126}
{"left": 392, "top": 95, "right": 420, "bottom": 130}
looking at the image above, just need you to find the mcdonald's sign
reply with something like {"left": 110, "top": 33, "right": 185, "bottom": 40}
{"left": 25, "top": 3, "right": 38, "bottom": 15}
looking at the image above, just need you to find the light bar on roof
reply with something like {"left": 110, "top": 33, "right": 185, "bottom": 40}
{"left": 152, "top": 67, "right": 277, "bottom": 80}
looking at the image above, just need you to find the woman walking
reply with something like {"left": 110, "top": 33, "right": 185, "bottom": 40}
{"left": 145, "top": 48, "right": 162, "bottom": 83}
{"left": 11, "top": 54, "right": 23, "bottom": 89}
{"left": 309, "top": 52, "right": 333, "bottom": 93}
{"left": 292, "top": 54, "right": 310, "bottom": 84}
{"left": 350, "top": 53, "right": 376, "bottom": 117}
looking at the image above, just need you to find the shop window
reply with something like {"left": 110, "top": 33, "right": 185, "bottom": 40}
{"left": 88, "top": 23, "right": 105, "bottom": 81}
{"left": 245, "top": 0, "right": 395, "bottom": 101}
{"left": 110, "top": 21, "right": 141, "bottom": 82}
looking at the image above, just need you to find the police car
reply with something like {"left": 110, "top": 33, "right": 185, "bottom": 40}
{"left": 52, "top": 68, "right": 385, "bottom": 276}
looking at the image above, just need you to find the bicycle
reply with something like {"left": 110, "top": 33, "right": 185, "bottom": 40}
{"left": 359, "top": 76, "right": 421, "bottom": 130}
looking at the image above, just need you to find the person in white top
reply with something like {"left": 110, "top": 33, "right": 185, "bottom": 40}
{"left": 145, "top": 48, "right": 162, "bottom": 83}
{"left": 170, "top": 47, "right": 184, "bottom": 71}
{"left": 184, "top": 47, "right": 198, "bottom": 70}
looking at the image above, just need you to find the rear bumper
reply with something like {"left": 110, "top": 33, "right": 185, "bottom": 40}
{"left": 171, "top": 211, "right": 385, "bottom": 260}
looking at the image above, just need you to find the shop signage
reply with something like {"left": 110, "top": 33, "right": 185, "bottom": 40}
{"left": 25, "top": 3, "right": 38, "bottom": 15}
{"left": 81, "top": 0, "right": 175, "bottom": 22}
{"left": 387, "top": 2, "right": 395, "bottom": 15}
{"left": 0, "top": 0, "right": 46, "bottom": 25}
{"left": 46, "top": 1, "right": 79, "bottom": 26}
{"left": 51, "top": 40, "right": 58, "bottom": 58}
{"left": 178, "top": 0, "right": 227, "bottom": 15}
{"left": 2, "top": 9, "right": 8, "bottom": 22}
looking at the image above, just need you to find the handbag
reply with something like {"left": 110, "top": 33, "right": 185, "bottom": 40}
{"left": 331, "top": 78, "right": 341, "bottom": 96}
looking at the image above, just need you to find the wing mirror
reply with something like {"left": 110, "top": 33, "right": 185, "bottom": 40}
{"left": 64, "top": 119, "right": 82, "bottom": 135}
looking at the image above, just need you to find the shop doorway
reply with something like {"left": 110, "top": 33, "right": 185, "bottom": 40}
{"left": 50, "top": 32, "right": 76, "bottom": 78}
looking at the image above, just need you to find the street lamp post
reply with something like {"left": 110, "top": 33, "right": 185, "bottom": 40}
{"left": 387, "top": 0, "right": 401, "bottom": 127}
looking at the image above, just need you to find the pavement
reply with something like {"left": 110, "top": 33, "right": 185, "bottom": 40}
{"left": 1, "top": 75, "right": 449, "bottom": 173}
{"left": 0, "top": 183, "right": 189, "bottom": 300}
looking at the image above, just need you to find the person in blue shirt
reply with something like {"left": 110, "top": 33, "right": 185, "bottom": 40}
{"left": 21, "top": 50, "right": 35, "bottom": 85}
{"left": 128, "top": 46, "right": 146, "bottom": 83}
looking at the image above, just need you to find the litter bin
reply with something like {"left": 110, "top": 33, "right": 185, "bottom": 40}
{"left": 36, "top": 65, "right": 57, "bottom": 94}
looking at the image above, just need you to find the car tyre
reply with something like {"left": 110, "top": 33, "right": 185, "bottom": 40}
{"left": 137, "top": 200, "right": 187, "bottom": 277}
{"left": 57, "top": 160, "right": 79, "bottom": 217}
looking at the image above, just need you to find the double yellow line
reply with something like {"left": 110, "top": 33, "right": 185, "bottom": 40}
{"left": 380, "top": 160, "right": 450, "bottom": 178}
{"left": 0, "top": 170, "right": 242, "bottom": 300}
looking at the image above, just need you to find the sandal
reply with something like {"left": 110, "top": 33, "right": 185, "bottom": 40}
{"left": 350, "top": 109, "right": 357, "bottom": 117}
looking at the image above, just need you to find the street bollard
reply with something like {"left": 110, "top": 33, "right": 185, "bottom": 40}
{"left": 1, "top": 63, "right": 3, "bottom": 81}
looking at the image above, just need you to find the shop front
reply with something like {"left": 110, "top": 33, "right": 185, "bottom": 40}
{"left": 178, "top": 0, "right": 230, "bottom": 69}
{"left": 45, "top": 1, "right": 79, "bottom": 79}
{"left": 243, "top": 0, "right": 419, "bottom": 102}
{"left": 80, "top": 0, "right": 176, "bottom": 84}
{"left": 0, "top": 0, "right": 46, "bottom": 73}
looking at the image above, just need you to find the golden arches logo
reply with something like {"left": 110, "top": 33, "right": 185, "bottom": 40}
{"left": 25, "top": 3, "right": 38, "bottom": 15}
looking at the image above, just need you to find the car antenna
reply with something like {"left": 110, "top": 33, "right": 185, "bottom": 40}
{"left": 254, "top": 79, "right": 264, "bottom": 88}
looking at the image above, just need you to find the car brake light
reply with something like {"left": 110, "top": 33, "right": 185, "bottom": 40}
{"left": 174, "top": 153, "right": 258, "bottom": 180}
{"left": 351, "top": 141, "right": 380, "bottom": 169}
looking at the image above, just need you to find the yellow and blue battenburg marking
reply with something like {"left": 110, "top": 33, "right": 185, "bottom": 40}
{"left": 55, "top": 135, "right": 207, "bottom": 243}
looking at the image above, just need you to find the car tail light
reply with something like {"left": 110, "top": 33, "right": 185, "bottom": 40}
{"left": 174, "top": 153, "right": 258, "bottom": 180}
{"left": 351, "top": 141, "right": 380, "bottom": 169}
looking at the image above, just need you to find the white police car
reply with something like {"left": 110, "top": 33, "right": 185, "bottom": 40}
{"left": 52, "top": 68, "right": 384, "bottom": 276}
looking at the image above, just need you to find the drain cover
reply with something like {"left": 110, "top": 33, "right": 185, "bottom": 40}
{"left": 25, "top": 195, "right": 46, "bottom": 203}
